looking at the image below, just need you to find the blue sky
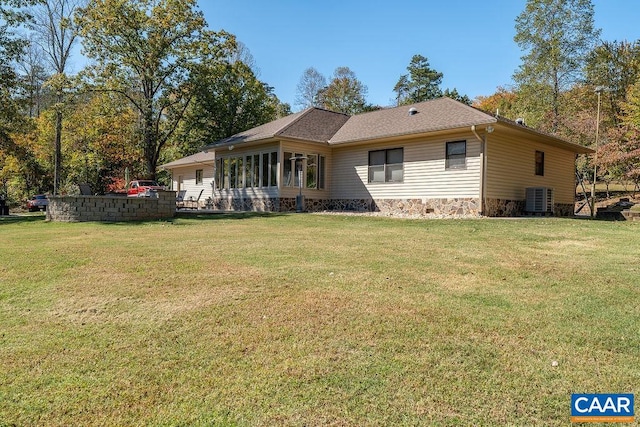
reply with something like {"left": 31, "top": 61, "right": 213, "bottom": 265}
{"left": 199, "top": 0, "right": 639, "bottom": 110}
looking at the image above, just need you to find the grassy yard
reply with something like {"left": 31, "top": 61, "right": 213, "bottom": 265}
{"left": 1, "top": 213, "right": 639, "bottom": 426}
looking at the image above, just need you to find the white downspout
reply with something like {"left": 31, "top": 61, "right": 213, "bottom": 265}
{"left": 471, "top": 125, "right": 486, "bottom": 215}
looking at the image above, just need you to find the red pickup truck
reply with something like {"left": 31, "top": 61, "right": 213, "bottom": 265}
{"left": 127, "top": 180, "right": 164, "bottom": 197}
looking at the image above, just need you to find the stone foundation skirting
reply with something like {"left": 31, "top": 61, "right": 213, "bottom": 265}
{"left": 210, "top": 197, "right": 480, "bottom": 216}
{"left": 484, "top": 198, "right": 575, "bottom": 217}
{"left": 208, "top": 196, "right": 575, "bottom": 217}
{"left": 372, "top": 198, "right": 479, "bottom": 216}
{"left": 554, "top": 203, "right": 574, "bottom": 217}
{"left": 483, "top": 198, "right": 526, "bottom": 217}
{"left": 209, "top": 198, "right": 279, "bottom": 212}
{"left": 47, "top": 190, "right": 176, "bottom": 222}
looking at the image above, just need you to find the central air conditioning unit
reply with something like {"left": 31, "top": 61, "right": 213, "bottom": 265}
{"left": 526, "top": 187, "right": 554, "bottom": 213}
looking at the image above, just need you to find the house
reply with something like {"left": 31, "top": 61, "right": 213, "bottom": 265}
{"left": 160, "top": 150, "right": 216, "bottom": 203}
{"left": 161, "top": 98, "right": 594, "bottom": 216}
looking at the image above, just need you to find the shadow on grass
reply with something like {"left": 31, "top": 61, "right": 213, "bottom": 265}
{"left": 96, "top": 211, "right": 293, "bottom": 226}
{"left": 174, "top": 211, "right": 294, "bottom": 222}
{"left": 0, "top": 213, "right": 46, "bottom": 225}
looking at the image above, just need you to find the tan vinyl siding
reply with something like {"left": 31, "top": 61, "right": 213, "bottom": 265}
{"left": 485, "top": 134, "right": 576, "bottom": 204}
{"left": 330, "top": 133, "right": 482, "bottom": 200}
{"left": 170, "top": 165, "right": 214, "bottom": 201}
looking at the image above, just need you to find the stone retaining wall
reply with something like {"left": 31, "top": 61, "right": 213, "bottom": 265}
{"left": 47, "top": 190, "right": 176, "bottom": 222}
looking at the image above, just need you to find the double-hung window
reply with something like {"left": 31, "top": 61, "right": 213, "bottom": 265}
{"left": 368, "top": 148, "right": 403, "bottom": 183}
{"left": 446, "top": 141, "right": 466, "bottom": 169}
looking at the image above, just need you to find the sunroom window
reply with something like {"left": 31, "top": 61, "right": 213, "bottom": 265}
{"left": 284, "top": 152, "right": 325, "bottom": 189}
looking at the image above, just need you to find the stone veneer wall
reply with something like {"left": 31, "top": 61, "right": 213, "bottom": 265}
{"left": 554, "top": 203, "right": 575, "bottom": 217}
{"left": 484, "top": 198, "right": 575, "bottom": 217}
{"left": 209, "top": 196, "right": 576, "bottom": 217}
{"left": 209, "top": 198, "right": 279, "bottom": 212}
{"left": 210, "top": 197, "right": 480, "bottom": 216}
{"left": 372, "top": 198, "right": 479, "bottom": 216}
{"left": 47, "top": 190, "right": 176, "bottom": 222}
{"left": 483, "top": 199, "right": 526, "bottom": 217}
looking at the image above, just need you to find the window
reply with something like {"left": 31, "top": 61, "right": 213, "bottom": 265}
{"left": 244, "top": 156, "right": 252, "bottom": 188}
{"left": 195, "top": 169, "right": 203, "bottom": 185}
{"left": 535, "top": 150, "right": 544, "bottom": 176}
{"left": 293, "top": 153, "right": 304, "bottom": 188}
{"left": 261, "top": 153, "right": 269, "bottom": 187}
{"left": 446, "top": 141, "right": 466, "bottom": 169}
{"left": 229, "top": 158, "right": 239, "bottom": 188}
{"left": 368, "top": 148, "right": 404, "bottom": 183}
{"left": 306, "top": 154, "right": 317, "bottom": 189}
{"left": 270, "top": 152, "right": 278, "bottom": 187}
{"left": 284, "top": 152, "right": 325, "bottom": 189}
{"left": 252, "top": 154, "right": 260, "bottom": 187}
{"left": 215, "top": 160, "right": 220, "bottom": 189}
{"left": 318, "top": 156, "right": 326, "bottom": 189}
{"left": 216, "top": 151, "right": 277, "bottom": 189}
{"left": 283, "top": 152, "right": 293, "bottom": 186}
{"left": 223, "top": 158, "right": 230, "bottom": 189}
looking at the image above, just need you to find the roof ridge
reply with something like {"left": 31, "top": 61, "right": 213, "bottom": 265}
{"left": 273, "top": 107, "right": 316, "bottom": 136}
{"left": 275, "top": 107, "right": 350, "bottom": 138}
{"left": 328, "top": 97, "right": 498, "bottom": 145}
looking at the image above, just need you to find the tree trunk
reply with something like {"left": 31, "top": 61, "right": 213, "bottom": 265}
{"left": 143, "top": 108, "right": 156, "bottom": 181}
{"left": 53, "top": 108, "right": 63, "bottom": 194}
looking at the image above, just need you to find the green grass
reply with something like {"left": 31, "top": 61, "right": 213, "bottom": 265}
{"left": 1, "top": 213, "right": 639, "bottom": 426}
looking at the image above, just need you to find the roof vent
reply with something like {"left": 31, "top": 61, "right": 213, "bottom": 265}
{"left": 515, "top": 118, "right": 526, "bottom": 126}
{"left": 408, "top": 107, "right": 418, "bottom": 116}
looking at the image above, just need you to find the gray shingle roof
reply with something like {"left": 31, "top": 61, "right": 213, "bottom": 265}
{"left": 197, "top": 97, "right": 592, "bottom": 156}
{"left": 203, "top": 108, "right": 350, "bottom": 149}
{"left": 329, "top": 98, "right": 496, "bottom": 144}
{"left": 160, "top": 151, "right": 216, "bottom": 169}
{"left": 279, "top": 108, "right": 351, "bottom": 142}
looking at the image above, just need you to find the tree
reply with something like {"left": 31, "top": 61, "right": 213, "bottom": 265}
{"left": 443, "top": 88, "right": 471, "bottom": 105}
{"left": 295, "top": 67, "right": 326, "bottom": 110}
{"left": 76, "top": 0, "right": 234, "bottom": 180}
{"left": 588, "top": 78, "right": 640, "bottom": 196}
{"left": 31, "top": 0, "right": 82, "bottom": 194}
{"left": 178, "top": 57, "right": 283, "bottom": 155}
{"left": 319, "top": 66, "right": 368, "bottom": 115}
{"left": 16, "top": 40, "right": 50, "bottom": 118}
{"left": 585, "top": 40, "right": 640, "bottom": 124}
{"left": 0, "top": 0, "right": 34, "bottom": 88}
{"left": 473, "top": 86, "right": 519, "bottom": 118}
{"left": 63, "top": 92, "right": 142, "bottom": 193}
{"left": 394, "top": 54, "right": 443, "bottom": 105}
{"left": 1, "top": 0, "right": 34, "bottom": 135}
{"left": 0, "top": 0, "right": 37, "bottom": 201}
{"left": 513, "top": 0, "right": 600, "bottom": 132}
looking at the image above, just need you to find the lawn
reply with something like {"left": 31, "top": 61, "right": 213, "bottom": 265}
{"left": 1, "top": 213, "right": 639, "bottom": 426}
